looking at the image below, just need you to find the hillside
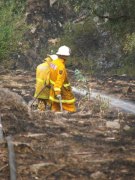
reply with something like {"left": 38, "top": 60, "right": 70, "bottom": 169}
{"left": 1, "top": 0, "right": 135, "bottom": 75}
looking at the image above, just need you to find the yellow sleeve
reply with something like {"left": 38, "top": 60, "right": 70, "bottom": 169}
{"left": 54, "top": 65, "right": 66, "bottom": 95}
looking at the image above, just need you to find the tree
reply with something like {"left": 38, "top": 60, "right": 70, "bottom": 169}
{"left": 60, "top": 0, "right": 135, "bottom": 53}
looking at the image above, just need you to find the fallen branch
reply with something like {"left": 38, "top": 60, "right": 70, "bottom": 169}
{"left": 85, "top": 157, "right": 135, "bottom": 163}
{"left": 70, "top": 152, "right": 94, "bottom": 155}
{"left": 13, "top": 141, "right": 32, "bottom": 148}
{"left": 0, "top": 114, "right": 4, "bottom": 141}
{"left": 45, "top": 165, "right": 66, "bottom": 179}
{"left": 0, "top": 164, "right": 8, "bottom": 172}
{"left": 20, "top": 133, "right": 46, "bottom": 137}
{"left": 30, "top": 162, "right": 55, "bottom": 174}
{"left": 6, "top": 136, "right": 16, "bottom": 180}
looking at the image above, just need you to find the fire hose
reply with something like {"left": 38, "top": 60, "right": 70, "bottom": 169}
{"left": 30, "top": 84, "right": 47, "bottom": 107}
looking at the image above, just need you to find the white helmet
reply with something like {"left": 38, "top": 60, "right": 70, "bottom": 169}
{"left": 48, "top": 54, "right": 58, "bottom": 60}
{"left": 56, "top": 45, "right": 71, "bottom": 56}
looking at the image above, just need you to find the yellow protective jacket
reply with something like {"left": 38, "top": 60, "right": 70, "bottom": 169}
{"left": 34, "top": 58, "right": 52, "bottom": 99}
{"left": 49, "top": 58, "right": 76, "bottom": 103}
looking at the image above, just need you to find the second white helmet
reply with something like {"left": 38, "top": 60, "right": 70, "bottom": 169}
{"left": 56, "top": 45, "right": 71, "bottom": 56}
{"left": 48, "top": 54, "right": 58, "bottom": 60}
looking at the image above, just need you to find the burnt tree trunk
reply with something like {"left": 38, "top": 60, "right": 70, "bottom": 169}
{"left": 17, "top": 0, "right": 62, "bottom": 69}
{"left": 16, "top": 0, "right": 74, "bottom": 70}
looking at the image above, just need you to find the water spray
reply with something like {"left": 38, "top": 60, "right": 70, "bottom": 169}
{"left": 73, "top": 69, "right": 135, "bottom": 114}
{"left": 72, "top": 86, "right": 135, "bottom": 114}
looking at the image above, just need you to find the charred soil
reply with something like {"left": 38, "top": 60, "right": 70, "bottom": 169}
{"left": 0, "top": 70, "right": 135, "bottom": 180}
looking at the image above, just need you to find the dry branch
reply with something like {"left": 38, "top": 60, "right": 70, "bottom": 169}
{"left": 0, "top": 164, "right": 8, "bottom": 172}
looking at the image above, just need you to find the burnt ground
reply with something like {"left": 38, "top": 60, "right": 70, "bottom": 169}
{"left": 0, "top": 69, "right": 135, "bottom": 180}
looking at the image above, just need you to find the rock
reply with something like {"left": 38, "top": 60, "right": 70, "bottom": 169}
{"left": 106, "top": 121, "right": 120, "bottom": 129}
{"left": 127, "top": 86, "right": 133, "bottom": 94}
{"left": 0, "top": 88, "right": 31, "bottom": 135}
{"left": 123, "top": 125, "right": 130, "bottom": 131}
{"left": 90, "top": 171, "right": 107, "bottom": 180}
{"left": 50, "top": 0, "right": 58, "bottom": 7}
{"left": 0, "top": 66, "right": 9, "bottom": 75}
{"left": 123, "top": 86, "right": 133, "bottom": 95}
{"left": 21, "top": 90, "right": 26, "bottom": 95}
{"left": 104, "top": 110, "right": 118, "bottom": 119}
{"left": 121, "top": 74, "right": 127, "bottom": 77}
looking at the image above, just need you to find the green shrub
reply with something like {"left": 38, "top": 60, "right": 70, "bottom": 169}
{"left": 117, "top": 56, "right": 135, "bottom": 76}
{"left": 53, "top": 18, "right": 100, "bottom": 72}
{"left": 0, "top": 0, "right": 28, "bottom": 64}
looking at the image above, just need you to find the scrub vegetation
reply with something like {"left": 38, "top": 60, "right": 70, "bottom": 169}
{"left": 0, "top": 0, "right": 135, "bottom": 75}
{"left": 0, "top": 0, "right": 28, "bottom": 66}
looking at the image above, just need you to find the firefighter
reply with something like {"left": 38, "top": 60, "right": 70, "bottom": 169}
{"left": 49, "top": 45, "right": 76, "bottom": 112}
{"left": 34, "top": 54, "right": 58, "bottom": 111}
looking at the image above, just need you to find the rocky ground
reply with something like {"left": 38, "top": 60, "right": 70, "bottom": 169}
{"left": 0, "top": 69, "right": 135, "bottom": 180}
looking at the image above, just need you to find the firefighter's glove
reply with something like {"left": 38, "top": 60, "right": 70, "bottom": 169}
{"left": 46, "top": 84, "right": 51, "bottom": 89}
{"left": 56, "top": 94, "right": 61, "bottom": 100}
